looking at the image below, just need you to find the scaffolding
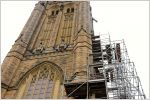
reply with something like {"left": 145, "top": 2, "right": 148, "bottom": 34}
{"left": 64, "top": 34, "right": 146, "bottom": 99}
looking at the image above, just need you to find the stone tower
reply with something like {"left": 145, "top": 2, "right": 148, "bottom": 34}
{"left": 1, "top": 1, "right": 94, "bottom": 99}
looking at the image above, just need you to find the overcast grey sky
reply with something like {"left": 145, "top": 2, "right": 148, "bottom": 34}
{"left": 1, "top": 1, "right": 149, "bottom": 98}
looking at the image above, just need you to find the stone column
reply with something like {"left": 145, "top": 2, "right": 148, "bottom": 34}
{"left": 71, "top": 1, "right": 93, "bottom": 83}
{"left": 52, "top": 79, "right": 60, "bottom": 99}
{"left": 77, "top": 1, "right": 83, "bottom": 31}
{"left": 70, "top": 3, "right": 77, "bottom": 44}
{"left": 23, "top": 3, "right": 45, "bottom": 43}
{"left": 73, "top": 29, "right": 92, "bottom": 82}
{"left": 89, "top": 2, "right": 92, "bottom": 34}
{"left": 77, "top": 1, "right": 91, "bottom": 33}
{"left": 87, "top": 2, "right": 93, "bottom": 34}
{"left": 16, "top": 83, "right": 26, "bottom": 99}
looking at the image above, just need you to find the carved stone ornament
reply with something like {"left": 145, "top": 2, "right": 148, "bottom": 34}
{"left": 33, "top": 42, "right": 45, "bottom": 54}
{"left": 38, "top": 1, "right": 46, "bottom": 6}
{"left": 53, "top": 39, "right": 69, "bottom": 52}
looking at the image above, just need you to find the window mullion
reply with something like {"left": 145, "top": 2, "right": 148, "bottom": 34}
{"left": 43, "top": 69, "right": 50, "bottom": 98}
{"left": 31, "top": 70, "right": 41, "bottom": 98}
{"left": 51, "top": 70, "right": 57, "bottom": 98}
{"left": 20, "top": 64, "right": 61, "bottom": 99}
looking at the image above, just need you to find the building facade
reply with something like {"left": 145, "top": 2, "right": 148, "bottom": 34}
{"left": 1, "top": 1, "right": 146, "bottom": 99}
{"left": 1, "top": 1, "right": 93, "bottom": 99}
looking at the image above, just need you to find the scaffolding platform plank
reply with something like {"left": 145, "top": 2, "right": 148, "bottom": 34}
{"left": 92, "top": 40, "right": 100, "bottom": 43}
{"left": 92, "top": 49, "right": 101, "bottom": 52}
{"left": 89, "top": 63, "right": 103, "bottom": 68}
{"left": 108, "top": 87, "right": 118, "bottom": 91}
{"left": 92, "top": 35, "right": 100, "bottom": 39}
{"left": 64, "top": 80, "right": 107, "bottom": 99}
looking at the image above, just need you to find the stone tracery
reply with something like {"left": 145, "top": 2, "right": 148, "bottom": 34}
{"left": 16, "top": 62, "right": 63, "bottom": 99}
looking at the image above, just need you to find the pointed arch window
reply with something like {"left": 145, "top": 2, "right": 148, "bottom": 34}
{"left": 16, "top": 62, "right": 63, "bottom": 99}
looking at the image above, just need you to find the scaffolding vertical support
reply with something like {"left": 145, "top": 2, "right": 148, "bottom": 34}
{"left": 86, "top": 55, "right": 89, "bottom": 99}
{"left": 63, "top": 34, "right": 146, "bottom": 99}
{"left": 99, "top": 34, "right": 109, "bottom": 99}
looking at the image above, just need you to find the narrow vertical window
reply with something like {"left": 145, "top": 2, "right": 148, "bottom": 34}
{"left": 67, "top": 8, "right": 70, "bottom": 13}
{"left": 71, "top": 8, "right": 74, "bottom": 13}
{"left": 51, "top": 11, "right": 55, "bottom": 15}
{"left": 56, "top": 10, "right": 59, "bottom": 15}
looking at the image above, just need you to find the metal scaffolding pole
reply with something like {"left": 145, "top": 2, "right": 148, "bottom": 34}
{"left": 63, "top": 34, "right": 146, "bottom": 99}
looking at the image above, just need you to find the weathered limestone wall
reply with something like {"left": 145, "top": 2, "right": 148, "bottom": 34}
{"left": 2, "top": 52, "right": 73, "bottom": 98}
{"left": 1, "top": 2, "right": 45, "bottom": 98}
{"left": 73, "top": 29, "right": 92, "bottom": 82}
{"left": 1, "top": 1, "right": 93, "bottom": 99}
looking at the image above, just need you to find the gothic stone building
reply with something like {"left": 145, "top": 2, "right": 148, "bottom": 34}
{"left": 1, "top": 1, "right": 97, "bottom": 99}
{"left": 2, "top": 1, "right": 147, "bottom": 99}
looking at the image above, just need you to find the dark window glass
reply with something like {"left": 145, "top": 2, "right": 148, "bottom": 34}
{"left": 52, "top": 11, "right": 54, "bottom": 15}
{"left": 67, "top": 8, "right": 70, "bottom": 13}
{"left": 56, "top": 10, "right": 59, "bottom": 15}
{"left": 71, "top": 8, "right": 74, "bottom": 12}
